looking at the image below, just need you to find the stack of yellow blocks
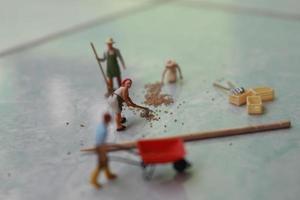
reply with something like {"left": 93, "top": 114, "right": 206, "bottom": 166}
{"left": 229, "top": 87, "right": 275, "bottom": 115}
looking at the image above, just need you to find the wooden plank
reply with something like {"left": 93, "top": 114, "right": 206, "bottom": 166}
{"left": 81, "top": 120, "right": 291, "bottom": 153}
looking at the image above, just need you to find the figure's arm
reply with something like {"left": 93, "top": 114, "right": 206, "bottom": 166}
{"left": 123, "top": 88, "right": 135, "bottom": 107}
{"left": 123, "top": 88, "right": 149, "bottom": 110}
{"left": 161, "top": 68, "right": 167, "bottom": 84}
{"left": 176, "top": 64, "right": 183, "bottom": 79}
{"left": 97, "top": 52, "right": 107, "bottom": 62}
{"left": 116, "top": 49, "right": 126, "bottom": 69}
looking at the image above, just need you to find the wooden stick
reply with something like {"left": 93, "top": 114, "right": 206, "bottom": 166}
{"left": 90, "top": 42, "right": 108, "bottom": 87}
{"left": 227, "top": 81, "right": 236, "bottom": 89}
{"left": 81, "top": 120, "right": 291, "bottom": 153}
{"left": 213, "top": 82, "right": 230, "bottom": 91}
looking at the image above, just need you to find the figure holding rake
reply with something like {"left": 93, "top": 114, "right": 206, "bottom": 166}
{"left": 91, "top": 38, "right": 126, "bottom": 95}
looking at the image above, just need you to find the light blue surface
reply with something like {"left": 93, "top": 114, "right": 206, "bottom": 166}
{"left": 0, "top": 1, "right": 300, "bottom": 200}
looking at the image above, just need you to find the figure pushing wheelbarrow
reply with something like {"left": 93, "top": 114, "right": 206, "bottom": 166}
{"left": 82, "top": 120, "right": 291, "bottom": 188}
{"left": 88, "top": 113, "right": 191, "bottom": 189}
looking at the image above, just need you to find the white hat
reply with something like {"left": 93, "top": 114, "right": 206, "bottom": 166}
{"left": 166, "top": 59, "right": 176, "bottom": 67}
{"left": 106, "top": 37, "right": 115, "bottom": 44}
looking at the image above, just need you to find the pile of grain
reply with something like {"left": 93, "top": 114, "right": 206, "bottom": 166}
{"left": 139, "top": 109, "right": 159, "bottom": 121}
{"left": 130, "top": 107, "right": 159, "bottom": 122}
{"left": 144, "top": 82, "right": 174, "bottom": 106}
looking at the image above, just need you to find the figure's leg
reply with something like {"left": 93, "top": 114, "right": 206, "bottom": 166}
{"left": 117, "top": 96, "right": 126, "bottom": 123}
{"left": 116, "top": 76, "right": 122, "bottom": 88}
{"left": 108, "top": 78, "right": 113, "bottom": 92}
{"left": 115, "top": 113, "right": 122, "bottom": 128}
{"left": 116, "top": 113, "right": 126, "bottom": 131}
{"left": 105, "top": 165, "right": 117, "bottom": 180}
{"left": 90, "top": 166, "right": 102, "bottom": 189}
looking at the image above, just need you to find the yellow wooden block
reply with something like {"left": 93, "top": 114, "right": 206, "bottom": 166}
{"left": 229, "top": 90, "right": 253, "bottom": 106}
{"left": 252, "top": 87, "right": 274, "bottom": 102}
{"left": 247, "top": 95, "right": 263, "bottom": 114}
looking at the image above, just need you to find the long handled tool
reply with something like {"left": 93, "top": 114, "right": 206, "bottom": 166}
{"left": 136, "top": 105, "right": 154, "bottom": 118}
{"left": 135, "top": 104, "right": 152, "bottom": 113}
{"left": 81, "top": 120, "right": 291, "bottom": 153}
{"left": 227, "top": 81, "right": 245, "bottom": 95}
{"left": 213, "top": 81, "right": 245, "bottom": 95}
{"left": 213, "top": 82, "right": 231, "bottom": 91}
{"left": 90, "top": 42, "right": 111, "bottom": 94}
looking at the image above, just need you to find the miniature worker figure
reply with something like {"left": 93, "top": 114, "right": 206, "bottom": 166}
{"left": 161, "top": 60, "right": 183, "bottom": 84}
{"left": 90, "top": 113, "right": 117, "bottom": 189}
{"left": 98, "top": 37, "right": 126, "bottom": 91}
{"left": 108, "top": 78, "right": 149, "bottom": 131}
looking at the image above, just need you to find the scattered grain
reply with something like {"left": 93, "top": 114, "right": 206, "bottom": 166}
{"left": 144, "top": 82, "right": 174, "bottom": 107}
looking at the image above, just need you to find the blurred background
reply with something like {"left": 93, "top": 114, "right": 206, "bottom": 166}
{"left": 1, "top": 0, "right": 300, "bottom": 200}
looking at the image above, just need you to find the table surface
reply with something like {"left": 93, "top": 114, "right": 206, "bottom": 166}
{"left": 1, "top": 0, "right": 300, "bottom": 200}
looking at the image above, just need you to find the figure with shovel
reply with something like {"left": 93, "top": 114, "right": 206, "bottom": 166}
{"left": 108, "top": 78, "right": 151, "bottom": 131}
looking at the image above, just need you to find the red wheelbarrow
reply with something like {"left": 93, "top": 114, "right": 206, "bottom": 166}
{"left": 110, "top": 137, "right": 191, "bottom": 179}
{"left": 138, "top": 137, "right": 186, "bottom": 164}
{"left": 138, "top": 137, "right": 191, "bottom": 179}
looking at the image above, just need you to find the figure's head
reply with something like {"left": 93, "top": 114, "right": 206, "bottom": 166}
{"left": 103, "top": 112, "right": 112, "bottom": 124}
{"left": 106, "top": 37, "right": 115, "bottom": 49}
{"left": 122, "top": 78, "right": 132, "bottom": 88}
{"left": 165, "top": 59, "right": 176, "bottom": 67}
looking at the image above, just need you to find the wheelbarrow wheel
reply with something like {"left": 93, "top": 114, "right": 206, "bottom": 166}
{"left": 173, "top": 159, "right": 191, "bottom": 173}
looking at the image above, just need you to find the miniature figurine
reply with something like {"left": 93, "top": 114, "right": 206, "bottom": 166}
{"left": 97, "top": 37, "right": 126, "bottom": 91}
{"left": 161, "top": 60, "right": 183, "bottom": 84}
{"left": 90, "top": 113, "right": 117, "bottom": 189}
{"left": 108, "top": 78, "right": 150, "bottom": 131}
